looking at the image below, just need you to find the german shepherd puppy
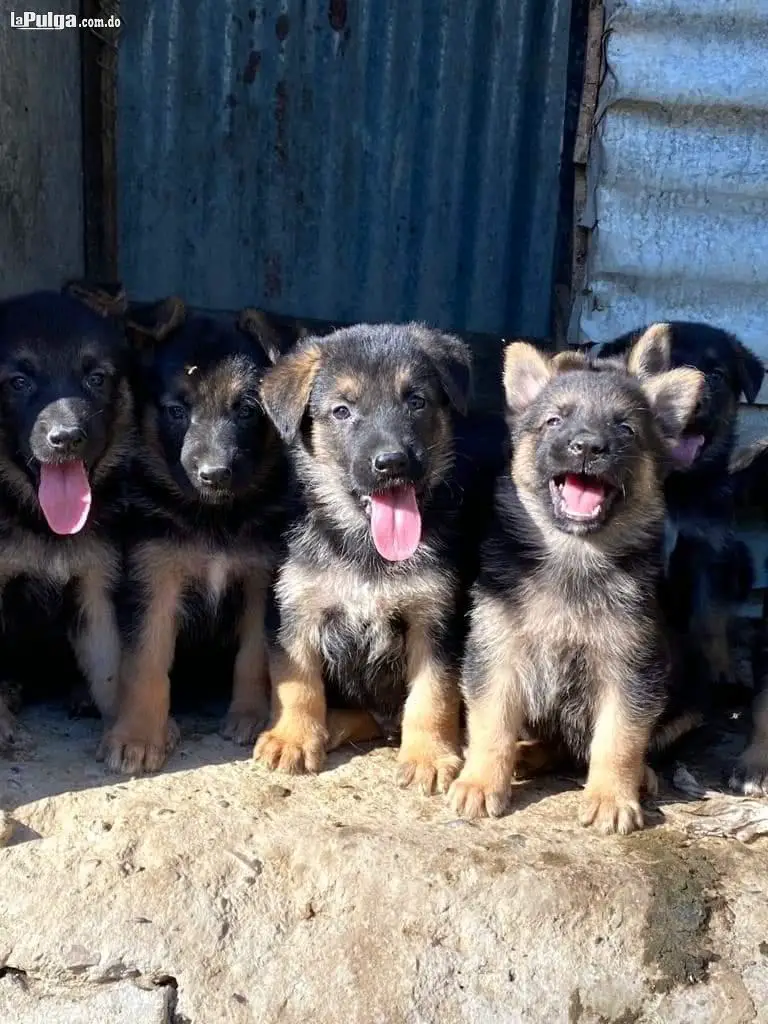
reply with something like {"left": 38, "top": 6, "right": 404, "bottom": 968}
{"left": 98, "top": 302, "right": 289, "bottom": 774}
{"left": 253, "top": 322, "right": 483, "bottom": 793}
{"left": 449, "top": 330, "right": 703, "bottom": 833}
{"left": 0, "top": 289, "right": 134, "bottom": 737}
{"left": 599, "top": 323, "right": 763, "bottom": 697}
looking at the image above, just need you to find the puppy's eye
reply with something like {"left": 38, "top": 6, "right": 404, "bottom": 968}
{"left": 8, "top": 374, "right": 31, "bottom": 393}
{"left": 406, "top": 394, "right": 426, "bottom": 412}
{"left": 617, "top": 422, "right": 635, "bottom": 437}
{"left": 237, "top": 403, "right": 255, "bottom": 421}
{"left": 165, "top": 403, "right": 188, "bottom": 422}
{"left": 332, "top": 405, "right": 351, "bottom": 421}
{"left": 545, "top": 415, "right": 562, "bottom": 428}
{"left": 86, "top": 371, "right": 105, "bottom": 388}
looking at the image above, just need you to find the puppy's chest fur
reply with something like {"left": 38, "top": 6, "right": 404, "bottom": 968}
{"left": 0, "top": 529, "right": 118, "bottom": 590}
{"left": 278, "top": 555, "right": 454, "bottom": 714}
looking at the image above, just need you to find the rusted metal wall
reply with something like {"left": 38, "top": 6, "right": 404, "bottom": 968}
{"left": 117, "top": 0, "right": 572, "bottom": 337}
{"left": 0, "top": 6, "right": 84, "bottom": 297}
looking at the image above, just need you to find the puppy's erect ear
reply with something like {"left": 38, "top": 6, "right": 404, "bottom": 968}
{"left": 503, "top": 342, "right": 552, "bottom": 414}
{"left": 551, "top": 350, "right": 587, "bottom": 373}
{"left": 63, "top": 280, "right": 128, "bottom": 318}
{"left": 734, "top": 339, "right": 764, "bottom": 404}
{"left": 626, "top": 323, "right": 672, "bottom": 379}
{"left": 125, "top": 297, "right": 186, "bottom": 349}
{"left": 237, "top": 307, "right": 285, "bottom": 365}
{"left": 643, "top": 367, "right": 704, "bottom": 443}
{"left": 259, "top": 339, "right": 323, "bottom": 442}
{"left": 412, "top": 326, "right": 472, "bottom": 415}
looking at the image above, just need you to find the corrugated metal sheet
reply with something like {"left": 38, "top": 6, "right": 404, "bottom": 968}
{"left": 573, "top": 0, "right": 768, "bottom": 361}
{"left": 117, "top": 0, "right": 572, "bottom": 336}
{"left": 0, "top": 5, "right": 84, "bottom": 297}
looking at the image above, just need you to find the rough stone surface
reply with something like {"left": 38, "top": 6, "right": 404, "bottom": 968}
{"left": 2, "top": 706, "right": 768, "bottom": 1023}
{"left": 0, "top": 976, "right": 172, "bottom": 1023}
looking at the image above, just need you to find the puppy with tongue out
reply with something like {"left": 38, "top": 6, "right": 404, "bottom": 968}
{"left": 254, "top": 322, "right": 477, "bottom": 794}
{"left": 38, "top": 459, "right": 92, "bottom": 535}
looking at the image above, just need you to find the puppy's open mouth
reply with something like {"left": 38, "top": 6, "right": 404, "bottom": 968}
{"left": 36, "top": 460, "right": 92, "bottom": 535}
{"left": 361, "top": 485, "right": 422, "bottom": 562}
{"left": 549, "top": 473, "right": 618, "bottom": 525}
{"left": 669, "top": 430, "right": 706, "bottom": 468}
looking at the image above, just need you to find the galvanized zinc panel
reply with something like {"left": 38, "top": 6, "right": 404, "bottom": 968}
{"left": 574, "top": 0, "right": 768, "bottom": 360}
{"left": 117, "top": 0, "right": 571, "bottom": 336}
{"left": 0, "top": 7, "right": 84, "bottom": 297}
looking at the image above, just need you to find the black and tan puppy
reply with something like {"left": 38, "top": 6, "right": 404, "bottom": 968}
{"left": 449, "top": 332, "right": 703, "bottom": 833}
{"left": 99, "top": 303, "right": 289, "bottom": 774}
{"left": 0, "top": 289, "right": 134, "bottom": 737}
{"left": 252, "top": 322, "right": 485, "bottom": 792}
{"left": 599, "top": 323, "right": 763, "bottom": 694}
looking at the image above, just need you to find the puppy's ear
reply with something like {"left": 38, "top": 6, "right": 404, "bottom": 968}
{"left": 626, "top": 323, "right": 672, "bottom": 379}
{"left": 412, "top": 326, "right": 472, "bottom": 415}
{"left": 63, "top": 280, "right": 128, "bottom": 318}
{"left": 734, "top": 339, "right": 764, "bottom": 403}
{"left": 237, "top": 307, "right": 285, "bottom": 365}
{"left": 551, "top": 350, "right": 587, "bottom": 373}
{"left": 125, "top": 297, "right": 186, "bottom": 350}
{"left": 503, "top": 342, "right": 552, "bottom": 414}
{"left": 259, "top": 339, "right": 323, "bottom": 442}
{"left": 643, "top": 367, "right": 704, "bottom": 443}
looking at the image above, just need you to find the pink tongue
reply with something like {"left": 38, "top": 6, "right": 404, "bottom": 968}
{"left": 370, "top": 486, "right": 422, "bottom": 561}
{"left": 670, "top": 434, "right": 705, "bottom": 467}
{"left": 561, "top": 474, "right": 605, "bottom": 516}
{"left": 38, "top": 461, "right": 92, "bottom": 535}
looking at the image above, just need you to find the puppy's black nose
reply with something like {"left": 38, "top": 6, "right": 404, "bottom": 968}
{"left": 372, "top": 450, "right": 408, "bottom": 476}
{"left": 198, "top": 465, "right": 232, "bottom": 487}
{"left": 47, "top": 425, "right": 86, "bottom": 454}
{"left": 567, "top": 432, "right": 608, "bottom": 458}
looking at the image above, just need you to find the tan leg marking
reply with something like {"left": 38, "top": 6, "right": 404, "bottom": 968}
{"left": 253, "top": 645, "right": 328, "bottom": 774}
{"left": 730, "top": 687, "right": 768, "bottom": 796}
{"left": 649, "top": 710, "right": 704, "bottom": 754}
{"left": 449, "top": 677, "right": 520, "bottom": 819}
{"left": 325, "top": 709, "right": 382, "bottom": 752}
{"left": 72, "top": 564, "right": 122, "bottom": 718}
{"left": 221, "top": 574, "right": 270, "bottom": 745}
{"left": 98, "top": 556, "right": 183, "bottom": 775}
{"left": 579, "top": 690, "right": 651, "bottom": 835}
{"left": 396, "top": 621, "right": 461, "bottom": 795}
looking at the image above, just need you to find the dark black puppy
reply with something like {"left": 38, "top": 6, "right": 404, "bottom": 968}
{"left": 0, "top": 289, "right": 134, "bottom": 739}
{"left": 99, "top": 302, "right": 290, "bottom": 774}
{"left": 599, "top": 322, "right": 762, "bottom": 703}
{"left": 450, "top": 334, "right": 703, "bottom": 834}
{"left": 253, "top": 322, "right": 499, "bottom": 793}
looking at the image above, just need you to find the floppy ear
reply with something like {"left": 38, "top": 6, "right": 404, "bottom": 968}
{"left": 237, "top": 307, "right": 286, "bottom": 365}
{"left": 259, "top": 339, "right": 323, "bottom": 442}
{"left": 642, "top": 367, "right": 704, "bottom": 443}
{"left": 734, "top": 339, "right": 764, "bottom": 403}
{"left": 412, "top": 326, "right": 472, "bottom": 414}
{"left": 125, "top": 297, "right": 186, "bottom": 349}
{"left": 63, "top": 280, "right": 128, "bottom": 318}
{"left": 503, "top": 342, "right": 552, "bottom": 415}
{"left": 626, "top": 323, "right": 672, "bottom": 379}
{"left": 551, "top": 350, "right": 587, "bottom": 373}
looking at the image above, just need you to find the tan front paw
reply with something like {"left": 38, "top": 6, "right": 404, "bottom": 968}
{"left": 97, "top": 717, "right": 180, "bottom": 775}
{"left": 220, "top": 708, "right": 267, "bottom": 746}
{"left": 396, "top": 736, "right": 461, "bottom": 795}
{"left": 253, "top": 718, "right": 328, "bottom": 774}
{"left": 448, "top": 771, "right": 509, "bottom": 819}
{"left": 729, "top": 746, "right": 768, "bottom": 797}
{"left": 579, "top": 786, "right": 644, "bottom": 835}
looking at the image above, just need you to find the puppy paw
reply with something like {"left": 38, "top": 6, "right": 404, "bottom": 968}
{"left": 253, "top": 719, "right": 328, "bottom": 774}
{"left": 642, "top": 764, "right": 659, "bottom": 798}
{"left": 448, "top": 771, "right": 509, "bottom": 819}
{"left": 396, "top": 736, "right": 462, "bottom": 795}
{"left": 728, "top": 751, "right": 768, "bottom": 797}
{"left": 579, "top": 787, "right": 644, "bottom": 835}
{"left": 97, "top": 717, "right": 179, "bottom": 775}
{"left": 220, "top": 708, "right": 266, "bottom": 746}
